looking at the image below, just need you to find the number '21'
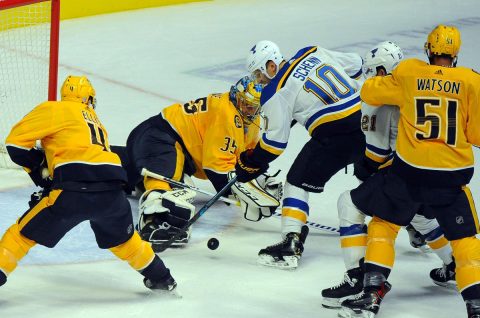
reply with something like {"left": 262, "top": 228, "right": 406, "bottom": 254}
{"left": 303, "top": 64, "right": 355, "bottom": 104}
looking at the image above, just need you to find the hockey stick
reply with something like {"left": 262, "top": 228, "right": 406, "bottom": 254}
{"left": 153, "top": 176, "right": 238, "bottom": 252}
{"left": 141, "top": 169, "right": 339, "bottom": 234}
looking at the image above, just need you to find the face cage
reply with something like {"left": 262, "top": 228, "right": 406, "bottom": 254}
{"left": 236, "top": 95, "right": 260, "bottom": 124}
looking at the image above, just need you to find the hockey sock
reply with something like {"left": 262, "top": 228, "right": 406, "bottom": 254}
{"left": 451, "top": 237, "right": 480, "bottom": 298}
{"left": 281, "top": 182, "right": 309, "bottom": 235}
{"left": 338, "top": 191, "right": 367, "bottom": 270}
{"left": 425, "top": 228, "right": 452, "bottom": 265}
{"left": 109, "top": 232, "right": 155, "bottom": 271}
{"left": 364, "top": 217, "right": 400, "bottom": 278}
{"left": 0, "top": 224, "right": 36, "bottom": 276}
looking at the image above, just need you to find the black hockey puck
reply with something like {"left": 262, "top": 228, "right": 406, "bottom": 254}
{"left": 207, "top": 238, "right": 219, "bottom": 250}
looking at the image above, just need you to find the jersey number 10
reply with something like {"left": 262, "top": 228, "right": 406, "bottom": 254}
{"left": 303, "top": 64, "right": 355, "bottom": 104}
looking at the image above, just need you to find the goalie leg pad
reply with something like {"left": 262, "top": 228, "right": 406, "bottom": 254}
{"left": 161, "top": 189, "right": 196, "bottom": 227}
{"left": 230, "top": 173, "right": 280, "bottom": 222}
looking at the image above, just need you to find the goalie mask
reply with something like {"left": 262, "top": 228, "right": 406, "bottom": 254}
{"left": 229, "top": 76, "right": 263, "bottom": 125}
{"left": 424, "top": 25, "right": 461, "bottom": 66}
{"left": 61, "top": 75, "right": 97, "bottom": 109}
{"left": 362, "top": 41, "right": 404, "bottom": 78}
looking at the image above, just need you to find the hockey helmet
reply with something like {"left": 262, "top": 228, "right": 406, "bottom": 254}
{"left": 61, "top": 75, "right": 97, "bottom": 108}
{"left": 363, "top": 41, "right": 404, "bottom": 78}
{"left": 246, "top": 40, "right": 284, "bottom": 81}
{"left": 424, "top": 25, "right": 461, "bottom": 62}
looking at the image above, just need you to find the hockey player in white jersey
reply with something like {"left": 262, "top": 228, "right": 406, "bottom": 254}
{"left": 321, "top": 41, "right": 455, "bottom": 309}
{"left": 235, "top": 41, "right": 366, "bottom": 269}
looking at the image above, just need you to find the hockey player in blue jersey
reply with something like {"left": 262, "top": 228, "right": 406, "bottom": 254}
{"left": 235, "top": 40, "right": 365, "bottom": 269}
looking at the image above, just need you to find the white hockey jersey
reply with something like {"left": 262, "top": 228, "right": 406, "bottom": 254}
{"left": 361, "top": 103, "right": 399, "bottom": 165}
{"left": 257, "top": 46, "right": 363, "bottom": 157}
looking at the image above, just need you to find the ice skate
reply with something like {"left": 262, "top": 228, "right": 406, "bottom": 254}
{"left": 144, "top": 273, "right": 181, "bottom": 297}
{"left": 405, "top": 224, "right": 430, "bottom": 253}
{"left": 322, "top": 266, "right": 364, "bottom": 309}
{"left": 430, "top": 260, "right": 456, "bottom": 290}
{"left": 338, "top": 281, "right": 391, "bottom": 318}
{"left": 467, "top": 300, "right": 480, "bottom": 318}
{"left": 257, "top": 225, "right": 308, "bottom": 269}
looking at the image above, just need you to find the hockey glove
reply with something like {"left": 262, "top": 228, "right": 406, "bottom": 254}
{"left": 255, "top": 170, "right": 283, "bottom": 202}
{"left": 28, "top": 188, "right": 51, "bottom": 208}
{"left": 229, "top": 172, "right": 280, "bottom": 222}
{"left": 353, "top": 157, "right": 380, "bottom": 182}
{"left": 28, "top": 157, "right": 52, "bottom": 189}
{"left": 235, "top": 149, "right": 269, "bottom": 183}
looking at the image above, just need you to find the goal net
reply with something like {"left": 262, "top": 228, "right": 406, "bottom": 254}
{"left": 0, "top": 0, "right": 59, "bottom": 169}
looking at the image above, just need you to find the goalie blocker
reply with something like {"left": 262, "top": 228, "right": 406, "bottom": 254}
{"left": 228, "top": 172, "right": 281, "bottom": 221}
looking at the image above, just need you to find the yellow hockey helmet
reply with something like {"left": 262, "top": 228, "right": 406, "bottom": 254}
{"left": 61, "top": 75, "right": 96, "bottom": 108}
{"left": 424, "top": 25, "right": 461, "bottom": 59}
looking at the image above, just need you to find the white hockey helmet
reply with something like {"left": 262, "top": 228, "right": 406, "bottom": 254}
{"left": 246, "top": 40, "right": 284, "bottom": 80}
{"left": 362, "top": 41, "right": 404, "bottom": 78}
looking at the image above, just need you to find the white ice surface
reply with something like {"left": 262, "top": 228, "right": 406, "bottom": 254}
{"left": 1, "top": 0, "right": 480, "bottom": 317}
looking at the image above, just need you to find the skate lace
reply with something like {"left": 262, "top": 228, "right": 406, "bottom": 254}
{"left": 268, "top": 236, "right": 289, "bottom": 248}
{"left": 435, "top": 264, "right": 447, "bottom": 279}
{"left": 331, "top": 272, "right": 356, "bottom": 289}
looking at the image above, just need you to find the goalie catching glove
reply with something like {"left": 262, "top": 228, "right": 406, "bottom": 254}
{"left": 228, "top": 172, "right": 281, "bottom": 222}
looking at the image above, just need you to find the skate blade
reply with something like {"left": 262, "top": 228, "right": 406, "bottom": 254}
{"left": 338, "top": 308, "right": 376, "bottom": 318}
{"left": 257, "top": 254, "right": 298, "bottom": 270}
{"left": 433, "top": 280, "right": 458, "bottom": 291}
{"left": 148, "top": 287, "right": 183, "bottom": 299}
{"left": 321, "top": 297, "right": 342, "bottom": 309}
{"left": 323, "top": 291, "right": 364, "bottom": 309}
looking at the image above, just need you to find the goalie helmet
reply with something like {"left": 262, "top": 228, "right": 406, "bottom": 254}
{"left": 362, "top": 41, "right": 404, "bottom": 79}
{"left": 229, "top": 76, "right": 263, "bottom": 124}
{"left": 61, "top": 75, "right": 97, "bottom": 108}
{"left": 424, "top": 25, "right": 461, "bottom": 61}
{"left": 246, "top": 40, "right": 284, "bottom": 80}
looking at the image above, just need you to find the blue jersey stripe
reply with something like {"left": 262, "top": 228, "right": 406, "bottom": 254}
{"left": 305, "top": 95, "right": 361, "bottom": 129}
{"left": 366, "top": 143, "right": 391, "bottom": 156}
{"left": 351, "top": 68, "right": 363, "bottom": 79}
{"left": 261, "top": 133, "right": 288, "bottom": 149}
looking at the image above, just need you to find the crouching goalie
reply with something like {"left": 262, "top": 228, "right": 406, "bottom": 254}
{"left": 113, "top": 76, "right": 282, "bottom": 251}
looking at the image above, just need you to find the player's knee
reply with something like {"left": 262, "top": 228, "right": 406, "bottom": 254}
{"left": 337, "top": 191, "right": 365, "bottom": 226}
{"left": 451, "top": 237, "right": 480, "bottom": 263}
{"left": 367, "top": 217, "right": 400, "bottom": 245}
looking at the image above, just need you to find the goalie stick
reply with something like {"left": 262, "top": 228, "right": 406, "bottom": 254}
{"left": 141, "top": 168, "right": 339, "bottom": 234}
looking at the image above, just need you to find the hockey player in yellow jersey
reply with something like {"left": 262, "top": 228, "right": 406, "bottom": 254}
{"left": 116, "top": 76, "right": 282, "bottom": 251}
{"left": 340, "top": 26, "right": 480, "bottom": 318}
{"left": 2, "top": 75, "right": 177, "bottom": 293}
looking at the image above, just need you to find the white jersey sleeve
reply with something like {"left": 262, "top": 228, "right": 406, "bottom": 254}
{"left": 361, "top": 102, "right": 399, "bottom": 164}
{"left": 316, "top": 47, "right": 363, "bottom": 79}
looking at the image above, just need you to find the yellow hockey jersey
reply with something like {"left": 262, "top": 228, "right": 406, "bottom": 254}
{"left": 161, "top": 92, "right": 260, "bottom": 180}
{"left": 6, "top": 101, "right": 126, "bottom": 184}
{"left": 361, "top": 58, "right": 480, "bottom": 186}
